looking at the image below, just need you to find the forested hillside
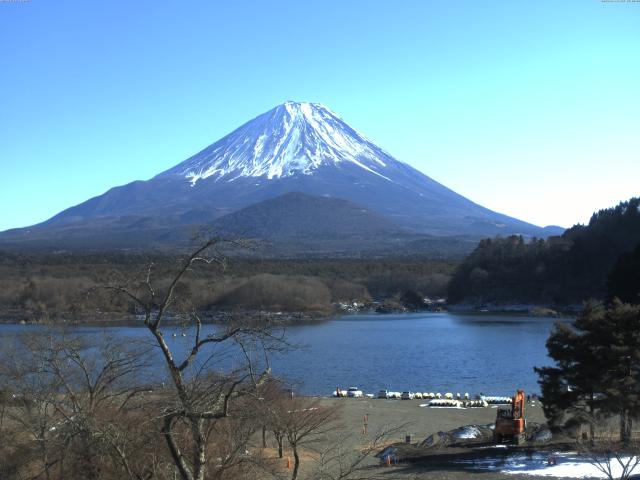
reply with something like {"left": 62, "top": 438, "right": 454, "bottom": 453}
{"left": 0, "top": 253, "right": 454, "bottom": 322}
{"left": 447, "top": 197, "right": 640, "bottom": 306}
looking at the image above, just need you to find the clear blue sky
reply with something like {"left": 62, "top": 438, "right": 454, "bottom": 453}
{"left": 1, "top": 1, "right": 638, "bottom": 231}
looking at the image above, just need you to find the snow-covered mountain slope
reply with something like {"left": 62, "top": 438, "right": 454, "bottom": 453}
{"left": 0, "top": 101, "right": 564, "bottom": 252}
{"left": 158, "top": 102, "right": 394, "bottom": 184}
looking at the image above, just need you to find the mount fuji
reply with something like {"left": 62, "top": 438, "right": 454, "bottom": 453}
{"left": 0, "top": 101, "right": 562, "bottom": 254}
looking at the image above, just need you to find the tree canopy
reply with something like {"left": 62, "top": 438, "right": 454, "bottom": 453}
{"left": 607, "top": 244, "right": 640, "bottom": 304}
{"left": 535, "top": 300, "right": 640, "bottom": 443}
{"left": 448, "top": 197, "right": 640, "bottom": 306}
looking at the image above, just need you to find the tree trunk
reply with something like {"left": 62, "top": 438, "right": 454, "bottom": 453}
{"left": 0, "top": 403, "right": 5, "bottom": 435}
{"left": 620, "top": 409, "right": 632, "bottom": 445}
{"left": 624, "top": 414, "right": 633, "bottom": 445}
{"left": 274, "top": 432, "right": 283, "bottom": 458}
{"left": 80, "top": 436, "right": 100, "bottom": 480}
{"left": 163, "top": 416, "right": 194, "bottom": 480}
{"left": 192, "top": 419, "right": 207, "bottom": 480}
{"left": 38, "top": 437, "right": 51, "bottom": 480}
{"left": 589, "top": 395, "right": 595, "bottom": 445}
{"left": 292, "top": 445, "right": 300, "bottom": 480}
{"left": 262, "top": 425, "right": 267, "bottom": 448}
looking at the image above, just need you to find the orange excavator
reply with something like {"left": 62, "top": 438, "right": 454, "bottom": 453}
{"left": 494, "top": 389, "right": 526, "bottom": 444}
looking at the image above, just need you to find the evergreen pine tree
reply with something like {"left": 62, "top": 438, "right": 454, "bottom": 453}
{"left": 535, "top": 300, "right": 640, "bottom": 444}
{"left": 607, "top": 244, "right": 640, "bottom": 304}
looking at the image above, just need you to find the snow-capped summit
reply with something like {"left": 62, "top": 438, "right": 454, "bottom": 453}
{"left": 158, "top": 101, "right": 394, "bottom": 184}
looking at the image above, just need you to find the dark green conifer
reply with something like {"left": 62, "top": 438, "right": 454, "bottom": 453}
{"left": 535, "top": 300, "right": 640, "bottom": 444}
{"left": 607, "top": 244, "right": 640, "bottom": 304}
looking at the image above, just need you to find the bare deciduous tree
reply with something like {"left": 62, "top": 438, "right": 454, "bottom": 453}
{"left": 282, "top": 398, "right": 336, "bottom": 480}
{"left": 578, "top": 419, "right": 640, "bottom": 480}
{"left": 310, "top": 424, "right": 408, "bottom": 480}
{"left": 106, "top": 238, "right": 283, "bottom": 480}
{"left": 0, "top": 331, "right": 155, "bottom": 480}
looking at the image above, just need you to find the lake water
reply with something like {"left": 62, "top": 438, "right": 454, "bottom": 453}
{"left": 0, "top": 312, "right": 563, "bottom": 396}
{"left": 275, "top": 312, "right": 561, "bottom": 396}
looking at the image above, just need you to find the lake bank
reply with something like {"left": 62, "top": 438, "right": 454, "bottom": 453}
{"left": 0, "top": 307, "right": 331, "bottom": 326}
{"left": 0, "top": 301, "right": 577, "bottom": 326}
{"left": 448, "top": 303, "right": 581, "bottom": 317}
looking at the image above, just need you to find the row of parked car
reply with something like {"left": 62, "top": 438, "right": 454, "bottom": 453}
{"left": 334, "top": 388, "right": 497, "bottom": 403}
{"left": 378, "top": 390, "right": 424, "bottom": 400}
{"left": 377, "top": 390, "right": 473, "bottom": 400}
{"left": 334, "top": 388, "right": 425, "bottom": 399}
{"left": 333, "top": 387, "right": 366, "bottom": 398}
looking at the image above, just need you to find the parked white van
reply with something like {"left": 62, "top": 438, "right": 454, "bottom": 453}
{"left": 347, "top": 387, "right": 363, "bottom": 398}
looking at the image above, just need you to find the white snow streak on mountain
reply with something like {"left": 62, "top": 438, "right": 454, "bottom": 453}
{"left": 164, "top": 102, "right": 394, "bottom": 185}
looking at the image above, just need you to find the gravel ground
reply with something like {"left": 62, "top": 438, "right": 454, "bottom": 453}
{"left": 319, "top": 396, "right": 547, "bottom": 441}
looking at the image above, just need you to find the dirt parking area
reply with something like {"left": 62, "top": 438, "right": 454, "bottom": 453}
{"left": 293, "top": 397, "right": 576, "bottom": 480}
{"left": 319, "top": 396, "right": 547, "bottom": 442}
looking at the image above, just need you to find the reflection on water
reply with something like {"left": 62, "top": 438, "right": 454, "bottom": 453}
{"left": 0, "top": 312, "right": 565, "bottom": 396}
{"left": 272, "top": 312, "right": 563, "bottom": 395}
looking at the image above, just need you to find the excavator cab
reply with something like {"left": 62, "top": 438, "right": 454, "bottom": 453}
{"left": 494, "top": 389, "right": 526, "bottom": 444}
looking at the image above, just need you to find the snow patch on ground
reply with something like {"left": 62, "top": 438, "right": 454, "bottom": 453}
{"left": 452, "top": 426, "right": 483, "bottom": 440}
{"left": 458, "top": 452, "right": 640, "bottom": 479}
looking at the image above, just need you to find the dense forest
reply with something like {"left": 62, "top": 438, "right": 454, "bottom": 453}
{"left": 5, "top": 197, "right": 639, "bottom": 321}
{"left": 447, "top": 197, "right": 640, "bottom": 307}
{"left": 0, "top": 252, "right": 454, "bottom": 322}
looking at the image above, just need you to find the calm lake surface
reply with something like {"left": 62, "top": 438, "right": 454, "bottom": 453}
{"left": 0, "top": 312, "right": 563, "bottom": 396}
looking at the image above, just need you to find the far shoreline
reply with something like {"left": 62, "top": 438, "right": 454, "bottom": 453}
{"left": 0, "top": 306, "right": 576, "bottom": 327}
